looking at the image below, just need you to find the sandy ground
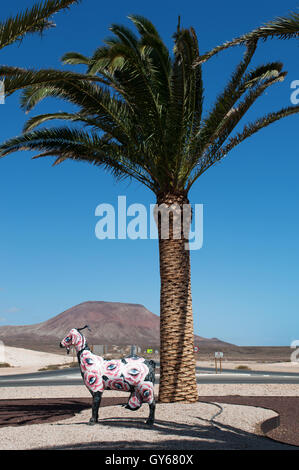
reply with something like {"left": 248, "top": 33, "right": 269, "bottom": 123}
{"left": 198, "top": 360, "right": 299, "bottom": 373}
{"left": 0, "top": 346, "right": 74, "bottom": 374}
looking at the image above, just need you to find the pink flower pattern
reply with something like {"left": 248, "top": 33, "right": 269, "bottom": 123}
{"left": 80, "top": 350, "right": 104, "bottom": 373}
{"left": 84, "top": 371, "right": 105, "bottom": 392}
{"left": 102, "top": 360, "right": 122, "bottom": 377}
{"left": 137, "top": 382, "right": 154, "bottom": 403}
{"left": 106, "top": 378, "right": 131, "bottom": 392}
{"left": 81, "top": 353, "right": 154, "bottom": 408}
{"left": 122, "top": 361, "right": 149, "bottom": 386}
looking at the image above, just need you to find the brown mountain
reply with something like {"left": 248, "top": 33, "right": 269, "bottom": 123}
{"left": 0, "top": 301, "right": 235, "bottom": 354}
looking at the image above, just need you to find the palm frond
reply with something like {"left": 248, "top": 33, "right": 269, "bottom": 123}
{"left": 61, "top": 51, "right": 90, "bottom": 66}
{"left": 189, "top": 57, "right": 283, "bottom": 173}
{"left": 0, "top": 0, "right": 81, "bottom": 50}
{"left": 215, "top": 104, "right": 299, "bottom": 158}
{"left": 164, "top": 26, "right": 203, "bottom": 185}
{"left": 0, "top": 66, "right": 109, "bottom": 98}
{"left": 0, "top": 126, "right": 157, "bottom": 191}
{"left": 194, "top": 10, "right": 299, "bottom": 65}
{"left": 186, "top": 70, "right": 287, "bottom": 189}
{"left": 128, "top": 14, "right": 172, "bottom": 102}
{"left": 23, "top": 112, "right": 84, "bottom": 131}
{"left": 193, "top": 40, "right": 258, "bottom": 154}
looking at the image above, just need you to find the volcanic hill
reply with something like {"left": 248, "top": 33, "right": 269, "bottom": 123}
{"left": 0, "top": 301, "right": 234, "bottom": 354}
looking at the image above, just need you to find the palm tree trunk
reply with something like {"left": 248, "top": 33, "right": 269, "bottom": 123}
{"left": 155, "top": 192, "right": 198, "bottom": 403}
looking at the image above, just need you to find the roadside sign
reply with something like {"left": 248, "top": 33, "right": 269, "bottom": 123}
{"left": 194, "top": 346, "right": 199, "bottom": 353}
{"left": 214, "top": 352, "right": 224, "bottom": 373}
{"left": 215, "top": 352, "right": 223, "bottom": 358}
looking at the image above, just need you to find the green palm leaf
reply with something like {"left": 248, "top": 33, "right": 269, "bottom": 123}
{"left": 215, "top": 104, "right": 299, "bottom": 158}
{"left": 194, "top": 10, "right": 299, "bottom": 65}
{"left": 0, "top": 0, "right": 81, "bottom": 50}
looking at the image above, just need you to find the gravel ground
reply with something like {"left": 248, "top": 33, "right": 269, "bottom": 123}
{"left": 200, "top": 396, "right": 299, "bottom": 448}
{"left": 0, "top": 384, "right": 298, "bottom": 450}
{"left": 1, "top": 347, "right": 298, "bottom": 450}
{"left": 0, "top": 400, "right": 289, "bottom": 450}
{"left": 1, "top": 383, "right": 299, "bottom": 399}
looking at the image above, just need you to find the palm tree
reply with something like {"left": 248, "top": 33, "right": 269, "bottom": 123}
{"left": 0, "top": 0, "right": 80, "bottom": 52}
{"left": 0, "top": 13, "right": 299, "bottom": 402}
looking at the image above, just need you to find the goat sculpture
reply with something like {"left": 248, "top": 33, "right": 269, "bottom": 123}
{"left": 60, "top": 326, "right": 156, "bottom": 425}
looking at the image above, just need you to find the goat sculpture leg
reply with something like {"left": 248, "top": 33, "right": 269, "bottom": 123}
{"left": 122, "top": 386, "right": 156, "bottom": 426}
{"left": 89, "top": 391, "right": 103, "bottom": 425}
{"left": 146, "top": 399, "right": 156, "bottom": 426}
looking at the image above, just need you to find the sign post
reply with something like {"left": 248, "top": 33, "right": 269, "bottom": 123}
{"left": 214, "top": 352, "right": 223, "bottom": 373}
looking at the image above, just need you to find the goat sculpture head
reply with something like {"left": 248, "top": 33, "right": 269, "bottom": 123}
{"left": 59, "top": 325, "right": 90, "bottom": 354}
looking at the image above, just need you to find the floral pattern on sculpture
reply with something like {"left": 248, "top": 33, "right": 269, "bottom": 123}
{"left": 80, "top": 350, "right": 104, "bottom": 373}
{"left": 84, "top": 371, "right": 105, "bottom": 392}
{"left": 122, "top": 361, "right": 149, "bottom": 386}
{"left": 102, "top": 360, "right": 122, "bottom": 377}
{"left": 128, "top": 390, "right": 142, "bottom": 409}
{"left": 137, "top": 382, "right": 154, "bottom": 403}
{"left": 105, "top": 378, "right": 131, "bottom": 392}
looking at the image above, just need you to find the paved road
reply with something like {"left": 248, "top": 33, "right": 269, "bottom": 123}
{"left": 0, "top": 364, "right": 298, "bottom": 387}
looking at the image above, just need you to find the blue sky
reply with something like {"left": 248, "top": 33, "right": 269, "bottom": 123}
{"left": 0, "top": 0, "right": 298, "bottom": 346}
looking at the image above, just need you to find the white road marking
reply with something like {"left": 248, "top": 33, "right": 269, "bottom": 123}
{"left": 198, "top": 373, "right": 252, "bottom": 377}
